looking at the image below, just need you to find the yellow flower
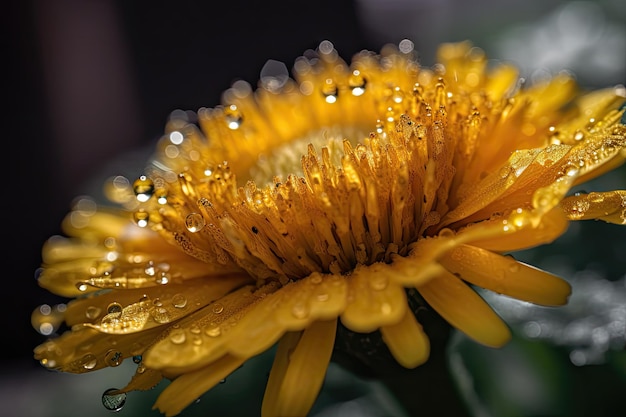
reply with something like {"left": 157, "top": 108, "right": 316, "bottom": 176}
{"left": 33, "top": 40, "right": 626, "bottom": 417}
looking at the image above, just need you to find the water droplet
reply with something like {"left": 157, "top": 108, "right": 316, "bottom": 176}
{"left": 291, "top": 302, "right": 309, "bottom": 319}
{"left": 185, "top": 212, "right": 206, "bottom": 233}
{"left": 205, "top": 325, "right": 221, "bottom": 337}
{"left": 498, "top": 166, "right": 512, "bottom": 179}
{"left": 132, "top": 355, "right": 142, "bottom": 364}
{"left": 172, "top": 293, "right": 187, "bottom": 308}
{"left": 89, "top": 261, "right": 115, "bottom": 277}
{"left": 107, "top": 303, "right": 123, "bottom": 314}
{"left": 322, "top": 78, "right": 338, "bottom": 103}
{"left": 152, "top": 307, "right": 170, "bottom": 323}
{"left": 573, "top": 130, "right": 584, "bottom": 141}
{"left": 225, "top": 104, "right": 243, "bottom": 130}
{"left": 532, "top": 188, "right": 559, "bottom": 209}
{"left": 133, "top": 210, "right": 150, "bottom": 228}
{"left": 102, "top": 388, "right": 126, "bottom": 412}
{"left": 588, "top": 192, "right": 604, "bottom": 203}
{"left": 508, "top": 208, "right": 531, "bottom": 229}
{"left": 380, "top": 303, "right": 392, "bottom": 315}
{"left": 212, "top": 303, "right": 224, "bottom": 314}
{"left": 85, "top": 306, "right": 102, "bottom": 320}
{"left": 348, "top": 70, "right": 366, "bottom": 96}
{"left": 562, "top": 162, "right": 579, "bottom": 177}
{"left": 169, "top": 328, "right": 186, "bottom": 344}
{"left": 260, "top": 59, "right": 289, "bottom": 92}
{"left": 392, "top": 86, "right": 404, "bottom": 104}
{"left": 133, "top": 175, "right": 154, "bottom": 202}
{"left": 104, "top": 350, "right": 123, "bottom": 367}
{"left": 375, "top": 120, "right": 384, "bottom": 135}
{"left": 145, "top": 262, "right": 156, "bottom": 276}
{"left": 369, "top": 275, "right": 388, "bottom": 291}
{"left": 80, "top": 354, "right": 98, "bottom": 370}
{"left": 438, "top": 228, "right": 455, "bottom": 238}
{"left": 156, "top": 272, "right": 171, "bottom": 285}
{"left": 450, "top": 248, "right": 463, "bottom": 261}
{"left": 310, "top": 274, "right": 322, "bottom": 285}
{"left": 316, "top": 293, "right": 329, "bottom": 302}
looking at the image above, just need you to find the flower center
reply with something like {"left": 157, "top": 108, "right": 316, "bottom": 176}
{"left": 248, "top": 126, "right": 371, "bottom": 186}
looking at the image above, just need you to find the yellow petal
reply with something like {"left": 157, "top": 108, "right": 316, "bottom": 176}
{"left": 341, "top": 265, "right": 407, "bottom": 333}
{"left": 143, "top": 284, "right": 278, "bottom": 373}
{"left": 262, "top": 319, "right": 337, "bottom": 417}
{"left": 66, "top": 274, "right": 253, "bottom": 329}
{"left": 272, "top": 272, "right": 348, "bottom": 329}
{"left": 440, "top": 244, "right": 571, "bottom": 306}
{"left": 561, "top": 190, "right": 626, "bottom": 224}
{"left": 153, "top": 354, "right": 246, "bottom": 417}
{"left": 459, "top": 207, "right": 569, "bottom": 252}
{"left": 33, "top": 325, "right": 163, "bottom": 373}
{"left": 418, "top": 270, "right": 511, "bottom": 348}
{"left": 118, "top": 368, "right": 163, "bottom": 393}
{"left": 380, "top": 310, "right": 430, "bottom": 368}
{"left": 225, "top": 274, "right": 344, "bottom": 358}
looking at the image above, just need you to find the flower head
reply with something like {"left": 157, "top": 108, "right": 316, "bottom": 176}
{"left": 33, "top": 39, "right": 626, "bottom": 416}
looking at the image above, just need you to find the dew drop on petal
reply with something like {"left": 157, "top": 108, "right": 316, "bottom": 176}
{"left": 310, "top": 274, "right": 323, "bottom": 285}
{"left": 132, "top": 355, "right": 142, "bottom": 364}
{"left": 508, "top": 208, "right": 531, "bottom": 229}
{"left": 137, "top": 363, "right": 146, "bottom": 374}
{"left": 225, "top": 104, "right": 243, "bottom": 130}
{"left": 104, "top": 350, "right": 123, "bottom": 367}
{"left": 369, "top": 275, "right": 388, "bottom": 291}
{"left": 498, "top": 165, "right": 512, "bottom": 179}
{"left": 380, "top": 302, "right": 392, "bottom": 315}
{"left": 212, "top": 303, "right": 224, "bottom": 314}
{"left": 348, "top": 70, "right": 366, "bottom": 96}
{"left": 291, "top": 302, "right": 309, "bottom": 319}
{"left": 172, "top": 293, "right": 188, "bottom": 308}
{"left": 532, "top": 188, "right": 559, "bottom": 210}
{"left": 133, "top": 175, "right": 155, "bottom": 203}
{"left": 152, "top": 307, "right": 170, "bottom": 324}
{"left": 133, "top": 210, "right": 150, "bottom": 228}
{"left": 85, "top": 306, "right": 102, "bottom": 320}
{"left": 80, "top": 354, "right": 98, "bottom": 370}
{"left": 392, "top": 86, "right": 404, "bottom": 104}
{"left": 562, "top": 163, "right": 579, "bottom": 177}
{"left": 169, "top": 328, "right": 186, "bottom": 345}
{"left": 107, "top": 303, "right": 123, "bottom": 314}
{"left": 205, "top": 325, "right": 222, "bottom": 337}
{"left": 156, "top": 272, "right": 171, "bottom": 285}
{"left": 316, "top": 293, "right": 329, "bottom": 302}
{"left": 588, "top": 192, "right": 604, "bottom": 203}
{"left": 185, "top": 213, "right": 206, "bottom": 233}
{"left": 573, "top": 130, "right": 584, "bottom": 141}
{"left": 102, "top": 388, "right": 126, "bottom": 412}
{"left": 438, "top": 228, "right": 455, "bottom": 238}
{"left": 322, "top": 79, "right": 338, "bottom": 103}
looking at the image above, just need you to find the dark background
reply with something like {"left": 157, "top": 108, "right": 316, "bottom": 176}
{"left": 4, "top": 1, "right": 626, "bottom": 416}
